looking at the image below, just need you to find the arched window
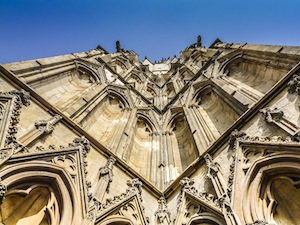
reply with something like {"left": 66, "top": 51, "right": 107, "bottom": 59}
{"left": 0, "top": 161, "right": 81, "bottom": 225}
{"left": 241, "top": 152, "right": 300, "bottom": 225}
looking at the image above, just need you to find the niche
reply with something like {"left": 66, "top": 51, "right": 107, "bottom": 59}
{"left": 128, "top": 117, "right": 153, "bottom": 179}
{"left": 169, "top": 112, "right": 198, "bottom": 172}
{"left": 81, "top": 95, "right": 125, "bottom": 146}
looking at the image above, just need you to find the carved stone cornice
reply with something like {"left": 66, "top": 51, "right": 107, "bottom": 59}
{"left": 155, "top": 196, "right": 171, "bottom": 225}
{"left": 240, "top": 135, "right": 296, "bottom": 144}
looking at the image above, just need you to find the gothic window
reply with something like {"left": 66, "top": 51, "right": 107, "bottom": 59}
{"left": 241, "top": 151, "right": 300, "bottom": 225}
{"left": 0, "top": 185, "right": 57, "bottom": 225}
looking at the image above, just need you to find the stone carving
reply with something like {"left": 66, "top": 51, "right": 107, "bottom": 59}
{"left": 246, "top": 220, "right": 269, "bottom": 225}
{"left": 182, "top": 198, "right": 205, "bottom": 224}
{"left": 287, "top": 74, "right": 300, "bottom": 95}
{"left": 227, "top": 154, "right": 236, "bottom": 199}
{"left": 0, "top": 90, "right": 30, "bottom": 165}
{"left": 241, "top": 135, "right": 294, "bottom": 143}
{"left": 187, "top": 35, "right": 202, "bottom": 49}
{"left": 69, "top": 136, "right": 90, "bottom": 156}
{"left": 8, "top": 89, "right": 31, "bottom": 107}
{"left": 228, "top": 129, "right": 246, "bottom": 148}
{"left": 94, "top": 156, "right": 116, "bottom": 202}
{"left": 260, "top": 107, "right": 300, "bottom": 141}
{"left": 204, "top": 154, "right": 220, "bottom": 179}
{"left": 204, "top": 154, "right": 241, "bottom": 225}
{"left": 99, "top": 178, "right": 144, "bottom": 212}
{"left": 127, "top": 178, "right": 143, "bottom": 201}
{"left": 35, "top": 114, "right": 62, "bottom": 134}
{"left": 155, "top": 196, "right": 171, "bottom": 225}
{"left": 0, "top": 178, "right": 7, "bottom": 204}
{"left": 116, "top": 40, "right": 122, "bottom": 52}
{"left": 196, "top": 35, "right": 202, "bottom": 47}
{"left": 260, "top": 108, "right": 283, "bottom": 123}
{"left": 177, "top": 177, "right": 221, "bottom": 213}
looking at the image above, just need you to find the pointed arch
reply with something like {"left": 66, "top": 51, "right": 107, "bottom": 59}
{"left": 192, "top": 84, "right": 239, "bottom": 136}
{"left": 106, "top": 86, "right": 132, "bottom": 109}
{"left": 0, "top": 161, "right": 82, "bottom": 225}
{"left": 127, "top": 112, "right": 155, "bottom": 180}
{"left": 75, "top": 60, "right": 102, "bottom": 84}
{"left": 165, "top": 109, "right": 198, "bottom": 175}
{"left": 241, "top": 151, "right": 300, "bottom": 225}
{"left": 98, "top": 215, "right": 133, "bottom": 225}
{"left": 187, "top": 213, "right": 226, "bottom": 225}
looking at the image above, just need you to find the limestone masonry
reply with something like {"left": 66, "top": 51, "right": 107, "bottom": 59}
{"left": 1, "top": 37, "right": 300, "bottom": 224}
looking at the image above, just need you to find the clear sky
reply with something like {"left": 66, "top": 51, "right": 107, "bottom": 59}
{"left": 1, "top": 0, "right": 300, "bottom": 64}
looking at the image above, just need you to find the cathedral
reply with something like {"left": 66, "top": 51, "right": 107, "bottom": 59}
{"left": 0, "top": 36, "right": 300, "bottom": 225}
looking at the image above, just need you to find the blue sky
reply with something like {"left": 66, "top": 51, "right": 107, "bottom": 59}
{"left": 1, "top": 0, "right": 300, "bottom": 63}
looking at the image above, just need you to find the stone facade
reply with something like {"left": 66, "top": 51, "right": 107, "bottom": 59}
{"left": 1, "top": 38, "right": 300, "bottom": 224}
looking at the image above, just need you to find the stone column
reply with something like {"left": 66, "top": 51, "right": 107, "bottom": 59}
{"left": 150, "top": 131, "right": 160, "bottom": 185}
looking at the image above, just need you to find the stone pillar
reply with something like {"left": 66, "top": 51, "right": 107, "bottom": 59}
{"left": 150, "top": 131, "right": 160, "bottom": 185}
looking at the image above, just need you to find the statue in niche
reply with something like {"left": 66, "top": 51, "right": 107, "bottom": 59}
{"left": 0, "top": 186, "right": 58, "bottom": 225}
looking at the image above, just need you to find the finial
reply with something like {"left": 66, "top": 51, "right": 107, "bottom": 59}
{"left": 196, "top": 35, "right": 202, "bottom": 47}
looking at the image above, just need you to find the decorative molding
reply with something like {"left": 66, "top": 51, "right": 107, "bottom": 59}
{"left": 155, "top": 196, "right": 171, "bottom": 225}
{"left": 0, "top": 90, "right": 30, "bottom": 166}
{"left": 260, "top": 107, "right": 300, "bottom": 141}
{"left": 204, "top": 154, "right": 241, "bottom": 225}
{"left": 99, "top": 178, "right": 143, "bottom": 212}
{"left": 8, "top": 89, "right": 31, "bottom": 107}
{"left": 228, "top": 129, "right": 246, "bottom": 149}
{"left": 287, "top": 74, "right": 300, "bottom": 95}
{"left": 69, "top": 136, "right": 90, "bottom": 157}
{"left": 177, "top": 177, "right": 221, "bottom": 213}
{"left": 227, "top": 154, "right": 236, "bottom": 199}
{"left": 0, "top": 178, "right": 7, "bottom": 204}
{"left": 238, "top": 135, "right": 296, "bottom": 144}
